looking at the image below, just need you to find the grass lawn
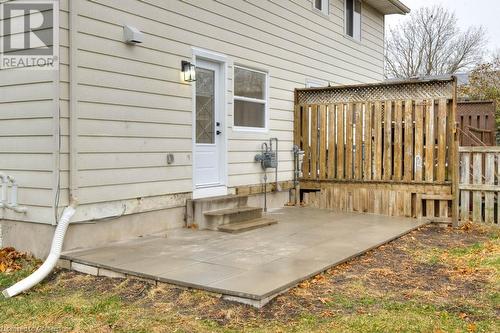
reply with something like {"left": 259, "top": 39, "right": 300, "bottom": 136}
{"left": 0, "top": 223, "right": 498, "bottom": 333}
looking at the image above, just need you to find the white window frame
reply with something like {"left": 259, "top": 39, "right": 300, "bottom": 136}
{"left": 345, "top": 0, "right": 362, "bottom": 41}
{"left": 312, "top": 0, "right": 329, "bottom": 16}
{"left": 233, "top": 65, "right": 269, "bottom": 132}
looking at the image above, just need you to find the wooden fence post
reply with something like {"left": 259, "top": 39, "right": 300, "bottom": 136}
{"left": 451, "top": 77, "right": 460, "bottom": 227}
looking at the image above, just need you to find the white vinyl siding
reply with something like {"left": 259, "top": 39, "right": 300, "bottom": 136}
{"left": 66, "top": 0, "right": 385, "bottom": 201}
{"left": 6, "top": 0, "right": 386, "bottom": 220}
{"left": 0, "top": 5, "right": 61, "bottom": 224}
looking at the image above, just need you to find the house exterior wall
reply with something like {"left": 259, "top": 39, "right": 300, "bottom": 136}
{"left": 1, "top": 0, "right": 386, "bottom": 226}
{"left": 63, "top": 0, "right": 385, "bottom": 221}
{"left": 0, "top": 3, "right": 61, "bottom": 224}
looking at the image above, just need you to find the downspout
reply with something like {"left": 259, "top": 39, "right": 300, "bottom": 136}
{"left": 1, "top": 1, "right": 80, "bottom": 298}
{"left": 69, "top": 0, "right": 79, "bottom": 202}
{"left": 2, "top": 202, "right": 77, "bottom": 298}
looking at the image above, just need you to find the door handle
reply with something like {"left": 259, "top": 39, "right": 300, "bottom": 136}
{"left": 216, "top": 130, "right": 222, "bottom": 135}
{"left": 216, "top": 122, "right": 221, "bottom": 127}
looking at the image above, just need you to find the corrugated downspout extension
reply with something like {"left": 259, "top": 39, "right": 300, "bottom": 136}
{"left": 2, "top": 203, "right": 77, "bottom": 298}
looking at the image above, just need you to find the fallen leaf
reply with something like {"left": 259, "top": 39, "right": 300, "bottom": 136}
{"left": 467, "top": 323, "right": 477, "bottom": 332}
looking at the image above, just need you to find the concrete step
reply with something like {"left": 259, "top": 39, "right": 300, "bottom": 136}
{"left": 217, "top": 218, "right": 278, "bottom": 234}
{"left": 186, "top": 195, "right": 250, "bottom": 230}
{"left": 204, "top": 206, "right": 262, "bottom": 229}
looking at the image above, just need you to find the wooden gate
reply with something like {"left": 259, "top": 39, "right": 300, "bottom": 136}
{"left": 294, "top": 78, "right": 459, "bottom": 224}
{"left": 459, "top": 147, "right": 500, "bottom": 225}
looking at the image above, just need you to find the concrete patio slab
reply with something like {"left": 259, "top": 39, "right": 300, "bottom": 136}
{"left": 62, "top": 208, "right": 427, "bottom": 307}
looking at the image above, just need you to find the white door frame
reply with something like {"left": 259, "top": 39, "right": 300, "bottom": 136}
{"left": 192, "top": 48, "right": 228, "bottom": 199}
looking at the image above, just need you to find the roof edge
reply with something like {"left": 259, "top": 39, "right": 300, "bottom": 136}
{"left": 389, "top": 0, "right": 411, "bottom": 14}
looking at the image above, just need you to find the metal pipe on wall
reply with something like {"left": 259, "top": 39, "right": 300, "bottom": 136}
{"left": 5, "top": 177, "right": 27, "bottom": 214}
{"left": 0, "top": 174, "right": 7, "bottom": 209}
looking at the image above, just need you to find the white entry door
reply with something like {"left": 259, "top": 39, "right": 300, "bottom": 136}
{"left": 193, "top": 59, "right": 226, "bottom": 196}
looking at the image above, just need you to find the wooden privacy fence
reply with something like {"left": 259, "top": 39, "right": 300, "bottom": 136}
{"left": 294, "top": 78, "right": 459, "bottom": 224}
{"left": 459, "top": 147, "right": 500, "bottom": 225}
{"left": 457, "top": 100, "right": 497, "bottom": 146}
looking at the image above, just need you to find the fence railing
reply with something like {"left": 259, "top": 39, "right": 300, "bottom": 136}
{"left": 459, "top": 146, "right": 500, "bottom": 225}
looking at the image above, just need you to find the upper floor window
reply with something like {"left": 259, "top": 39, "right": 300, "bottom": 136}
{"left": 233, "top": 66, "right": 268, "bottom": 131}
{"left": 346, "top": 0, "right": 361, "bottom": 41}
{"left": 313, "top": 0, "right": 329, "bottom": 15}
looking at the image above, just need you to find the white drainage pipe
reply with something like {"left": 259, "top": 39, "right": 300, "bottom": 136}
{"left": 2, "top": 203, "right": 77, "bottom": 298}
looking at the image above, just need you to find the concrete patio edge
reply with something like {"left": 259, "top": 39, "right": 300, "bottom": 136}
{"left": 60, "top": 218, "right": 429, "bottom": 306}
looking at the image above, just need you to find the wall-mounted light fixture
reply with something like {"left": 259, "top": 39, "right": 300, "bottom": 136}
{"left": 181, "top": 60, "right": 196, "bottom": 82}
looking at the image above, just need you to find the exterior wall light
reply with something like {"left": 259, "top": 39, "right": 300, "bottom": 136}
{"left": 181, "top": 61, "right": 196, "bottom": 82}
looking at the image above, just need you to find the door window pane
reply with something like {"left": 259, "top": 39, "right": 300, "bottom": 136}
{"left": 196, "top": 67, "right": 215, "bottom": 144}
{"left": 234, "top": 67, "right": 266, "bottom": 100}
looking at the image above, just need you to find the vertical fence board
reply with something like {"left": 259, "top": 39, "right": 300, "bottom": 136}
{"left": 319, "top": 105, "right": 327, "bottom": 179}
{"left": 404, "top": 100, "right": 414, "bottom": 182}
{"left": 460, "top": 153, "right": 470, "bottom": 221}
{"left": 425, "top": 101, "right": 436, "bottom": 217}
{"left": 437, "top": 99, "right": 447, "bottom": 181}
{"left": 440, "top": 99, "right": 451, "bottom": 217}
{"left": 394, "top": 101, "right": 403, "bottom": 180}
{"left": 485, "top": 153, "right": 495, "bottom": 223}
{"left": 374, "top": 101, "right": 383, "bottom": 180}
{"left": 302, "top": 105, "right": 310, "bottom": 178}
{"left": 425, "top": 100, "right": 435, "bottom": 182}
{"left": 336, "top": 103, "right": 344, "bottom": 179}
{"left": 364, "top": 102, "right": 373, "bottom": 180}
{"left": 414, "top": 101, "right": 424, "bottom": 181}
{"left": 346, "top": 103, "right": 354, "bottom": 179}
{"left": 310, "top": 105, "right": 318, "bottom": 179}
{"left": 294, "top": 104, "right": 301, "bottom": 146}
{"left": 327, "top": 104, "right": 336, "bottom": 179}
{"left": 355, "top": 103, "right": 363, "bottom": 179}
{"left": 383, "top": 101, "right": 393, "bottom": 181}
{"left": 472, "top": 153, "right": 482, "bottom": 223}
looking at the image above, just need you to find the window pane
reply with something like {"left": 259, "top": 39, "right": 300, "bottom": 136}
{"left": 196, "top": 68, "right": 215, "bottom": 144}
{"left": 315, "top": 0, "right": 322, "bottom": 10}
{"left": 234, "top": 100, "right": 265, "bottom": 128}
{"left": 346, "top": 0, "right": 353, "bottom": 37}
{"left": 353, "top": 0, "right": 361, "bottom": 40}
{"left": 234, "top": 67, "right": 266, "bottom": 100}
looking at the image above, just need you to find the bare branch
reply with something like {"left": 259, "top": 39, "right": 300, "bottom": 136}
{"left": 385, "top": 5, "right": 485, "bottom": 79}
